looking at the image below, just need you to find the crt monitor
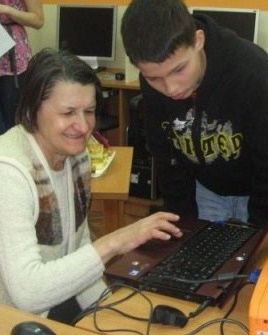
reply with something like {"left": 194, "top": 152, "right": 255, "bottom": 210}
{"left": 191, "top": 7, "right": 259, "bottom": 43}
{"left": 56, "top": 5, "right": 117, "bottom": 67}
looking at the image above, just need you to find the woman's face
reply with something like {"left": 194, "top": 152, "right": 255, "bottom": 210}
{"left": 33, "top": 80, "right": 96, "bottom": 170}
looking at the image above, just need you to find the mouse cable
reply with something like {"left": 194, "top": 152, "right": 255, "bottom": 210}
{"left": 93, "top": 283, "right": 154, "bottom": 335}
{"left": 188, "top": 299, "right": 212, "bottom": 319}
{"left": 92, "top": 285, "right": 211, "bottom": 333}
{"left": 71, "top": 283, "right": 140, "bottom": 325}
{"left": 73, "top": 282, "right": 214, "bottom": 334}
{"left": 72, "top": 283, "right": 154, "bottom": 335}
{"left": 96, "top": 293, "right": 211, "bottom": 326}
{"left": 101, "top": 283, "right": 212, "bottom": 321}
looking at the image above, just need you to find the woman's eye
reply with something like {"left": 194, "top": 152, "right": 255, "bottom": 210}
{"left": 63, "top": 110, "right": 74, "bottom": 116}
{"left": 85, "top": 110, "right": 95, "bottom": 115}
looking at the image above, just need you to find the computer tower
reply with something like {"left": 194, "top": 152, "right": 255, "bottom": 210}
{"left": 127, "top": 95, "right": 159, "bottom": 200}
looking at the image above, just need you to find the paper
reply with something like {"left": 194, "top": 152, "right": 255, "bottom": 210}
{"left": 91, "top": 150, "right": 116, "bottom": 178}
{"left": 0, "top": 23, "right": 16, "bottom": 58}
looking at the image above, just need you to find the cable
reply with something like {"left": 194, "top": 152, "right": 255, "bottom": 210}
{"left": 71, "top": 284, "right": 139, "bottom": 325}
{"left": 150, "top": 267, "right": 262, "bottom": 287}
{"left": 217, "top": 268, "right": 261, "bottom": 335}
{"left": 219, "top": 282, "right": 253, "bottom": 335}
{"left": 72, "top": 274, "right": 257, "bottom": 334}
{"left": 73, "top": 283, "right": 213, "bottom": 333}
{"left": 158, "top": 272, "right": 249, "bottom": 285}
{"left": 104, "top": 306, "right": 149, "bottom": 322}
{"left": 92, "top": 283, "right": 154, "bottom": 335}
{"left": 188, "top": 299, "right": 212, "bottom": 319}
{"left": 183, "top": 317, "right": 249, "bottom": 335}
{"left": 72, "top": 283, "right": 211, "bottom": 332}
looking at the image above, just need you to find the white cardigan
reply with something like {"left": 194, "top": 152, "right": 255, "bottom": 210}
{"left": 0, "top": 126, "right": 106, "bottom": 316}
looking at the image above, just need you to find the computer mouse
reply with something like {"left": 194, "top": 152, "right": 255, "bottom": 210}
{"left": 11, "top": 321, "right": 56, "bottom": 335}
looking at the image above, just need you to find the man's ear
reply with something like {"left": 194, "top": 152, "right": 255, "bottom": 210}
{"left": 194, "top": 29, "right": 205, "bottom": 51}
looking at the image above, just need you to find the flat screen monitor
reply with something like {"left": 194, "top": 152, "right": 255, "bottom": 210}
{"left": 191, "top": 7, "right": 259, "bottom": 43}
{"left": 56, "top": 5, "right": 117, "bottom": 67}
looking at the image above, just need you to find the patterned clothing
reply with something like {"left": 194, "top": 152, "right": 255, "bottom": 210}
{"left": 0, "top": 125, "right": 106, "bottom": 316}
{"left": 0, "top": 0, "right": 31, "bottom": 76}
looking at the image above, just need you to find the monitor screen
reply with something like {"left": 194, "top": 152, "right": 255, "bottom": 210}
{"left": 191, "top": 7, "right": 259, "bottom": 43}
{"left": 56, "top": 5, "right": 117, "bottom": 65}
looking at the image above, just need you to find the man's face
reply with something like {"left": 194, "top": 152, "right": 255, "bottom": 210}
{"left": 137, "top": 30, "right": 206, "bottom": 100}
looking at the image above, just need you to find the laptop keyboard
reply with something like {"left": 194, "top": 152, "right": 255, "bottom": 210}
{"left": 140, "top": 222, "right": 257, "bottom": 293}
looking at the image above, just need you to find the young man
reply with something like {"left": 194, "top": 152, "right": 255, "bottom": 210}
{"left": 121, "top": 0, "right": 268, "bottom": 226}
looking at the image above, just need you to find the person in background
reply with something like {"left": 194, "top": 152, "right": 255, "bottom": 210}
{"left": 121, "top": 0, "right": 268, "bottom": 226}
{"left": 0, "top": 48, "right": 182, "bottom": 324}
{"left": 0, "top": 0, "right": 44, "bottom": 134}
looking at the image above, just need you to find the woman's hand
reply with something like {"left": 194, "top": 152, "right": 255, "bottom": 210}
{"left": 93, "top": 211, "right": 182, "bottom": 264}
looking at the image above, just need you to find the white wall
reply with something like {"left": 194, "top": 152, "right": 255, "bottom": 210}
{"left": 27, "top": 5, "right": 268, "bottom": 79}
{"left": 256, "top": 11, "right": 268, "bottom": 49}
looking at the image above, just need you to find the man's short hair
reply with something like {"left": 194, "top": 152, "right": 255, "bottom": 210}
{"left": 121, "top": 0, "right": 196, "bottom": 65}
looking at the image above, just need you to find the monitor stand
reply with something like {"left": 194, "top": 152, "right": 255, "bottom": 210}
{"left": 79, "top": 57, "right": 107, "bottom": 73}
{"left": 79, "top": 56, "right": 99, "bottom": 70}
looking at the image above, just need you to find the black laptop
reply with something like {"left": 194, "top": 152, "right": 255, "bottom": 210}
{"left": 105, "top": 218, "right": 266, "bottom": 306}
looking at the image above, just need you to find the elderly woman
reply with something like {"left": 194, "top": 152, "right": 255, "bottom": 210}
{"left": 0, "top": 48, "right": 182, "bottom": 324}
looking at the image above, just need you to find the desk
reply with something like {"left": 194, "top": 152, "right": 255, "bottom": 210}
{"left": 91, "top": 146, "right": 133, "bottom": 234}
{"left": 0, "top": 304, "right": 98, "bottom": 335}
{"left": 76, "top": 234, "right": 268, "bottom": 335}
{"left": 99, "top": 70, "right": 140, "bottom": 145}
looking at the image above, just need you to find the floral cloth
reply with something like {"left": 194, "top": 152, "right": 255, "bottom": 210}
{"left": 0, "top": 0, "right": 32, "bottom": 76}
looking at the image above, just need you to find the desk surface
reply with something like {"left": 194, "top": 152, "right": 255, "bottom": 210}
{"left": 98, "top": 69, "right": 140, "bottom": 90}
{"left": 76, "top": 233, "right": 268, "bottom": 335}
{"left": 91, "top": 146, "right": 133, "bottom": 200}
{"left": 0, "top": 304, "right": 98, "bottom": 335}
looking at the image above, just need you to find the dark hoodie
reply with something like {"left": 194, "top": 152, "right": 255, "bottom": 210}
{"left": 141, "top": 15, "right": 268, "bottom": 226}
